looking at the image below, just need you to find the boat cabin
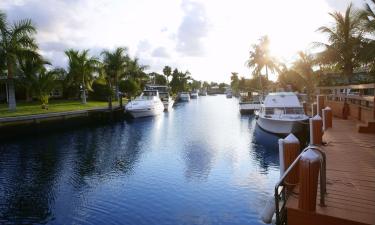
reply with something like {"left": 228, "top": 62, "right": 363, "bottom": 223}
{"left": 261, "top": 92, "right": 305, "bottom": 116}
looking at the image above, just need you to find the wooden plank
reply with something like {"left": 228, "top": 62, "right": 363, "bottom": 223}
{"left": 286, "top": 118, "right": 375, "bottom": 225}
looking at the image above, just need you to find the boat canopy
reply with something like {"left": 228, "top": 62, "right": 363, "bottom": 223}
{"left": 263, "top": 92, "right": 302, "bottom": 108}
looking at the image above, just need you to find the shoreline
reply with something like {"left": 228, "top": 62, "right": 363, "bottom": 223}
{"left": 0, "top": 106, "right": 125, "bottom": 140}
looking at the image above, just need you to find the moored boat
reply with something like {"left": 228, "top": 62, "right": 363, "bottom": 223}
{"left": 125, "top": 90, "right": 164, "bottom": 118}
{"left": 256, "top": 92, "right": 309, "bottom": 134}
{"left": 145, "top": 85, "right": 174, "bottom": 111}
{"left": 239, "top": 92, "right": 261, "bottom": 114}
{"left": 199, "top": 89, "right": 207, "bottom": 96}
{"left": 190, "top": 90, "right": 199, "bottom": 99}
{"left": 178, "top": 92, "right": 191, "bottom": 102}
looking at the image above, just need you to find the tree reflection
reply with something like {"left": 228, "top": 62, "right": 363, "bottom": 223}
{"left": 183, "top": 141, "right": 213, "bottom": 181}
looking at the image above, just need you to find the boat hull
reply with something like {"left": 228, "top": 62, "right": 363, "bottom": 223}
{"left": 190, "top": 94, "right": 198, "bottom": 99}
{"left": 127, "top": 107, "right": 164, "bottom": 118}
{"left": 179, "top": 96, "right": 190, "bottom": 102}
{"left": 256, "top": 116, "right": 306, "bottom": 134}
{"left": 163, "top": 100, "right": 174, "bottom": 111}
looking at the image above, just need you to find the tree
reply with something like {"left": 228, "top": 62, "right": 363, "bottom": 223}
{"left": 360, "top": 0, "right": 375, "bottom": 73}
{"left": 154, "top": 73, "right": 168, "bottom": 85}
{"left": 361, "top": 0, "right": 375, "bottom": 33}
{"left": 246, "top": 36, "right": 279, "bottom": 80}
{"left": 316, "top": 4, "right": 363, "bottom": 80}
{"left": 278, "top": 68, "right": 306, "bottom": 92}
{"left": 119, "top": 78, "right": 140, "bottom": 98}
{"left": 32, "top": 68, "right": 58, "bottom": 109}
{"left": 65, "top": 49, "right": 99, "bottom": 104}
{"left": 125, "top": 57, "right": 148, "bottom": 80}
{"left": 293, "top": 51, "right": 316, "bottom": 100}
{"left": 162, "top": 66, "right": 172, "bottom": 85}
{"left": 101, "top": 47, "right": 128, "bottom": 102}
{"left": 18, "top": 51, "right": 49, "bottom": 102}
{"left": 230, "top": 72, "right": 239, "bottom": 94}
{"left": 0, "top": 11, "right": 37, "bottom": 110}
{"left": 169, "top": 68, "right": 190, "bottom": 93}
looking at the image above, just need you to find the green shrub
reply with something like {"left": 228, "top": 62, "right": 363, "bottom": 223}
{"left": 119, "top": 79, "right": 141, "bottom": 98}
{"left": 89, "top": 79, "right": 113, "bottom": 101}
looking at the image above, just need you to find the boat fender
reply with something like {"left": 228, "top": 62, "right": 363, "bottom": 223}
{"left": 260, "top": 196, "right": 276, "bottom": 224}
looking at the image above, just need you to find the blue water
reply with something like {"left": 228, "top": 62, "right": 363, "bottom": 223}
{"left": 0, "top": 95, "right": 281, "bottom": 225}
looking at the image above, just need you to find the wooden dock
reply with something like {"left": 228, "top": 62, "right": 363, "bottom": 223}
{"left": 286, "top": 118, "right": 375, "bottom": 225}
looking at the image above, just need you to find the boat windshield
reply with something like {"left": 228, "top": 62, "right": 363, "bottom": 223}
{"left": 136, "top": 91, "right": 157, "bottom": 100}
{"left": 159, "top": 93, "right": 169, "bottom": 100}
{"left": 264, "top": 107, "right": 304, "bottom": 115}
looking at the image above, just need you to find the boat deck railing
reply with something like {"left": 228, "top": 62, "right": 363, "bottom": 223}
{"left": 274, "top": 145, "right": 327, "bottom": 225}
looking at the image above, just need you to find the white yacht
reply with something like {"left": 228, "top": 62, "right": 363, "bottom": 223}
{"left": 226, "top": 91, "right": 233, "bottom": 98}
{"left": 256, "top": 92, "right": 309, "bottom": 134}
{"left": 178, "top": 92, "right": 191, "bottom": 102}
{"left": 199, "top": 90, "right": 207, "bottom": 96}
{"left": 239, "top": 92, "right": 262, "bottom": 115}
{"left": 125, "top": 90, "right": 164, "bottom": 118}
{"left": 190, "top": 90, "right": 199, "bottom": 99}
{"left": 145, "top": 85, "right": 174, "bottom": 111}
{"left": 159, "top": 92, "right": 174, "bottom": 111}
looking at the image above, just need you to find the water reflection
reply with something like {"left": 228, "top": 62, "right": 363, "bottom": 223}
{"left": 183, "top": 141, "right": 213, "bottom": 181}
{"left": 0, "top": 95, "right": 281, "bottom": 225}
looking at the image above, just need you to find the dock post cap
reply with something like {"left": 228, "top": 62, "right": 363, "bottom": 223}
{"left": 324, "top": 106, "right": 331, "bottom": 110}
{"left": 284, "top": 133, "right": 299, "bottom": 144}
{"left": 301, "top": 149, "right": 320, "bottom": 162}
{"left": 312, "top": 115, "right": 322, "bottom": 120}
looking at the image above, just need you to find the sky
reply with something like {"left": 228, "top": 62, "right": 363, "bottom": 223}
{"left": 0, "top": 0, "right": 366, "bottom": 83}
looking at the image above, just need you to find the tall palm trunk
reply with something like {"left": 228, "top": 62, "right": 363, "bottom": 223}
{"left": 26, "top": 87, "right": 32, "bottom": 102}
{"left": 108, "top": 79, "right": 113, "bottom": 110}
{"left": 265, "top": 65, "right": 269, "bottom": 81}
{"left": 7, "top": 61, "right": 16, "bottom": 111}
{"left": 114, "top": 75, "right": 119, "bottom": 101}
{"left": 82, "top": 74, "right": 87, "bottom": 104}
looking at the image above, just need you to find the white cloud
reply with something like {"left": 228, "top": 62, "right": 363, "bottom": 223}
{"left": 152, "top": 47, "right": 170, "bottom": 58}
{"left": 175, "top": 0, "right": 210, "bottom": 56}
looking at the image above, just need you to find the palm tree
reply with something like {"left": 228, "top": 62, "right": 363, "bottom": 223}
{"left": 361, "top": 0, "right": 375, "bottom": 33}
{"left": 18, "top": 51, "right": 49, "bottom": 101}
{"left": 162, "top": 66, "right": 172, "bottom": 85}
{"left": 65, "top": 49, "right": 99, "bottom": 104}
{"left": 360, "top": 0, "right": 375, "bottom": 73}
{"left": 315, "top": 4, "right": 363, "bottom": 80}
{"left": 124, "top": 57, "right": 149, "bottom": 90}
{"left": 101, "top": 47, "right": 128, "bottom": 102}
{"left": 125, "top": 57, "right": 149, "bottom": 80}
{"left": 33, "top": 68, "right": 58, "bottom": 109}
{"left": 246, "top": 36, "right": 279, "bottom": 80}
{"left": 0, "top": 11, "right": 37, "bottom": 110}
{"left": 293, "top": 51, "right": 316, "bottom": 101}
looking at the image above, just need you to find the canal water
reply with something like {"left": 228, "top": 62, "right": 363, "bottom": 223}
{"left": 0, "top": 95, "right": 282, "bottom": 225}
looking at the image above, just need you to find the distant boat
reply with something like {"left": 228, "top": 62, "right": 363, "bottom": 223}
{"left": 125, "top": 90, "right": 164, "bottom": 118}
{"left": 256, "top": 92, "right": 309, "bottom": 134}
{"left": 178, "top": 92, "right": 191, "bottom": 102}
{"left": 226, "top": 91, "right": 233, "bottom": 98}
{"left": 199, "top": 90, "right": 207, "bottom": 96}
{"left": 190, "top": 90, "right": 199, "bottom": 99}
{"left": 145, "top": 85, "right": 174, "bottom": 111}
{"left": 239, "top": 92, "right": 261, "bottom": 115}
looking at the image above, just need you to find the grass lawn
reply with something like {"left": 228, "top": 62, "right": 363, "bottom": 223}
{"left": 0, "top": 100, "right": 121, "bottom": 118}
